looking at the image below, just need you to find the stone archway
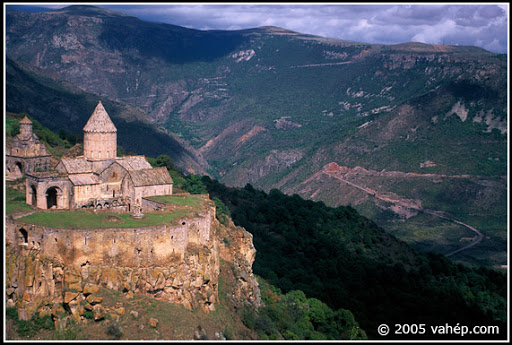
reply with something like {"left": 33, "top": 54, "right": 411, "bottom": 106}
{"left": 15, "top": 161, "right": 24, "bottom": 174}
{"left": 46, "top": 187, "right": 60, "bottom": 209}
{"left": 19, "top": 228, "right": 28, "bottom": 245}
{"left": 30, "top": 185, "right": 37, "bottom": 206}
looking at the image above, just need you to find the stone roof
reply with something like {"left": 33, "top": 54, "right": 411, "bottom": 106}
{"left": 6, "top": 134, "right": 52, "bottom": 157}
{"left": 19, "top": 116, "right": 32, "bottom": 124}
{"left": 25, "top": 170, "right": 68, "bottom": 179}
{"left": 60, "top": 157, "right": 93, "bottom": 174}
{"left": 116, "top": 156, "right": 153, "bottom": 171}
{"left": 91, "top": 159, "right": 117, "bottom": 174}
{"left": 128, "top": 167, "right": 173, "bottom": 187}
{"left": 68, "top": 174, "right": 99, "bottom": 186}
{"left": 15, "top": 132, "right": 39, "bottom": 143}
{"left": 83, "top": 101, "right": 117, "bottom": 133}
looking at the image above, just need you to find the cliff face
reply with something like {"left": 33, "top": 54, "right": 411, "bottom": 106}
{"left": 5, "top": 207, "right": 261, "bottom": 324}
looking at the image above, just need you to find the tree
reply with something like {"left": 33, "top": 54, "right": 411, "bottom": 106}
{"left": 183, "top": 175, "right": 207, "bottom": 194}
{"left": 155, "top": 154, "right": 174, "bottom": 170}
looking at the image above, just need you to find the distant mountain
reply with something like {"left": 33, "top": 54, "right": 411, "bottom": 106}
{"left": 5, "top": 5, "right": 507, "bottom": 266}
{"left": 5, "top": 57, "right": 208, "bottom": 174}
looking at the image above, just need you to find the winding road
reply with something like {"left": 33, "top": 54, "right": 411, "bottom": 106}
{"left": 321, "top": 170, "right": 484, "bottom": 257}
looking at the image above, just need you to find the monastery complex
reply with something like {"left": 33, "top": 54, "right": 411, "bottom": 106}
{"left": 6, "top": 101, "right": 173, "bottom": 212}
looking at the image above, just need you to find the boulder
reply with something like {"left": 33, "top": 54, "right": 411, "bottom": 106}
{"left": 64, "top": 291, "right": 79, "bottom": 304}
{"left": 92, "top": 304, "right": 105, "bottom": 321}
{"left": 86, "top": 294, "right": 103, "bottom": 304}
{"left": 149, "top": 318, "right": 158, "bottom": 328}
{"left": 52, "top": 304, "right": 66, "bottom": 318}
{"left": 68, "top": 282, "right": 83, "bottom": 292}
{"left": 83, "top": 283, "right": 99, "bottom": 295}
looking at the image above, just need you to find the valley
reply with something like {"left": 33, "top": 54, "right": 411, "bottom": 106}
{"left": 5, "top": 5, "right": 507, "bottom": 269}
{"left": 289, "top": 161, "right": 506, "bottom": 267}
{"left": 3, "top": 5, "right": 508, "bottom": 340}
{"left": 312, "top": 162, "right": 488, "bottom": 259}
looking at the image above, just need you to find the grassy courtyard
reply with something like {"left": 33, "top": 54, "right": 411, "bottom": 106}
{"left": 18, "top": 209, "right": 194, "bottom": 229}
{"left": 13, "top": 192, "right": 208, "bottom": 229}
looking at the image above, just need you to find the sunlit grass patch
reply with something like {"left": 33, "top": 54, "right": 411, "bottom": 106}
{"left": 19, "top": 209, "right": 193, "bottom": 229}
{"left": 147, "top": 194, "right": 205, "bottom": 208}
{"left": 5, "top": 185, "right": 32, "bottom": 214}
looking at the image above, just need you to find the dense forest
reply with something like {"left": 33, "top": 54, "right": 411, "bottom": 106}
{"left": 199, "top": 176, "right": 507, "bottom": 340}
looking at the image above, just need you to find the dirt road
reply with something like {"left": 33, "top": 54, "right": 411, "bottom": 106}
{"left": 321, "top": 168, "right": 484, "bottom": 257}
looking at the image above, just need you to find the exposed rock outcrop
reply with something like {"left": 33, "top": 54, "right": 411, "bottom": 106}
{"left": 5, "top": 203, "right": 261, "bottom": 326}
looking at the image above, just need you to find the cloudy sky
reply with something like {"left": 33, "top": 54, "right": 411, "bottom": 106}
{"left": 10, "top": 3, "right": 509, "bottom": 53}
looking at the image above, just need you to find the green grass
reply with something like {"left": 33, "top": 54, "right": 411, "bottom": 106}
{"left": 18, "top": 209, "right": 193, "bottom": 229}
{"left": 5, "top": 185, "right": 33, "bottom": 214}
{"left": 146, "top": 194, "right": 204, "bottom": 208}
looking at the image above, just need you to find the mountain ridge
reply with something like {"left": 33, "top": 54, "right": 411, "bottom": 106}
{"left": 5, "top": 4, "right": 507, "bottom": 267}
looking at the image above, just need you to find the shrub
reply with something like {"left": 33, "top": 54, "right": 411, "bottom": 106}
{"left": 106, "top": 324, "right": 123, "bottom": 340}
{"left": 213, "top": 197, "right": 231, "bottom": 225}
{"left": 6, "top": 307, "right": 18, "bottom": 320}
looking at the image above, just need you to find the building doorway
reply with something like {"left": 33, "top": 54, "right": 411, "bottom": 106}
{"left": 19, "top": 228, "right": 28, "bottom": 245}
{"left": 31, "top": 185, "right": 37, "bottom": 206}
{"left": 15, "top": 162, "right": 23, "bottom": 174}
{"left": 46, "top": 187, "right": 59, "bottom": 209}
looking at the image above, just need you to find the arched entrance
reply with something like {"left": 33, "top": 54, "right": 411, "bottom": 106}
{"left": 15, "top": 162, "right": 24, "bottom": 174}
{"left": 31, "top": 185, "right": 37, "bottom": 206}
{"left": 19, "top": 228, "right": 28, "bottom": 245}
{"left": 46, "top": 187, "right": 59, "bottom": 209}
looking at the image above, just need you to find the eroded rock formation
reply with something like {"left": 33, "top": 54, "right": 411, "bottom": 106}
{"left": 5, "top": 204, "right": 261, "bottom": 325}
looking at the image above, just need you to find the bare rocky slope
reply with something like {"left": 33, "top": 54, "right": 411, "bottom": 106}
{"left": 5, "top": 5, "right": 507, "bottom": 266}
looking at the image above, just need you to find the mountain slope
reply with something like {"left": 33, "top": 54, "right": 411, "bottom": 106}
{"left": 5, "top": 57, "right": 208, "bottom": 174}
{"left": 5, "top": 5, "right": 507, "bottom": 266}
{"left": 202, "top": 177, "right": 507, "bottom": 340}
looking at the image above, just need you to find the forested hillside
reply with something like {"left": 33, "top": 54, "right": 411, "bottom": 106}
{"left": 202, "top": 177, "right": 507, "bottom": 339}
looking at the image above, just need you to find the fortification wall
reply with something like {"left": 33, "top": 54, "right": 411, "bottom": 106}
{"left": 5, "top": 206, "right": 220, "bottom": 320}
{"left": 7, "top": 209, "right": 213, "bottom": 268}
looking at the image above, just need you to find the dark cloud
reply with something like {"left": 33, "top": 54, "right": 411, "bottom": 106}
{"left": 10, "top": 3, "right": 508, "bottom": 53}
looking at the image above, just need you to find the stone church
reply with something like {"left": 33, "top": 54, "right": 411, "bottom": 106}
{"left": 6, "top": 116, "right": 52, "bottom": 180}
{"left": 24, "top": 101, "right": 173, "bottom": 211}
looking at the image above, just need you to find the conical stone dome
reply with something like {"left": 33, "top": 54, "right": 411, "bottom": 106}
{"left": 83, "top": 101, "right": 117, "bottom": 133}
{"left": 19, "top": 115, "right": 32, "bottom": 124}
{"left": 83, "top": 101, "right": 117, "bottom": 160}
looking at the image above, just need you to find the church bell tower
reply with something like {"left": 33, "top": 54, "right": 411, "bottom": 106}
{"left": 83, "top": 101, "right": 117, "bottom": 161}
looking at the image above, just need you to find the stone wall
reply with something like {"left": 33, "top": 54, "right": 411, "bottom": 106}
{"left": 6, "top": 155, "right": 52, "bottom": 180}
{"left": 83, "top": 131, "right": 116, "bottom": 161}
{"left": 25, "top": 175, "right": 72, "bottom": 210}
{"left": 7, "top": 209, "right": 213, "bottom": 267}
{"left": 134, "top": 184, "right": 173, "bottom": 205}
{"left": 5, "top": 203, "right": 262, "bottom": 324}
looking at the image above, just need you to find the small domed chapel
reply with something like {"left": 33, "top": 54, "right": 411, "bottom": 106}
{"left": 5, "top": 116, "right": 52, "bottom": 179}
{"left": 24, "top": 101, "right": 173, "bottom": 211}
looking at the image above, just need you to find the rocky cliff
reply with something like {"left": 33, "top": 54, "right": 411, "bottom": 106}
{"left": 5, "top": 208, "right": 262, "bottom": 327}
